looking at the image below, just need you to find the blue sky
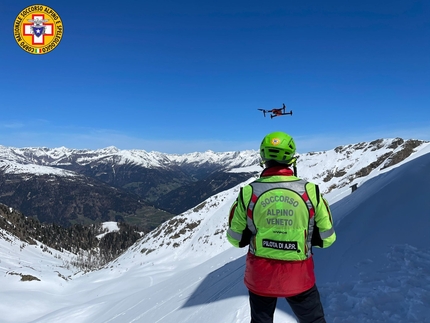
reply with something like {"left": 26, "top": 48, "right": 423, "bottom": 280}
{"left": 1, "top": 0, "right": 429, "bottom": 154}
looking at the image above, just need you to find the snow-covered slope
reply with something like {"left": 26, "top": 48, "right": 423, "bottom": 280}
{"left": 1, "top": 144, "right": 430, "bottom": 322}
{"left": 0, "top": 228, "right": 77, "bottom": 323}
{"left": 314, "top": 146, "right": 430, "bottom": 322}
{"left": 298, "top": 138, "right": 429, "bottom": 194}
{"left": 0, "top": 159, "right": 79, "bottom": 176}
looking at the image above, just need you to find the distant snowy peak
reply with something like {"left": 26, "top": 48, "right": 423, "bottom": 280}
{"left": 167, "top": 150, "right": 260, "bottom": 169}
{"left": 0, "top": 145, "right": 260, "bottom": 172}
{"left": 0, "top": 146, "right": 172, "bottom": 169}
{"left": 0, "top": 138, "right": 428, "bottom": 178}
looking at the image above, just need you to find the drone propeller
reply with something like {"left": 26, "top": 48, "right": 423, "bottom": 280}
{"left": 257, "top": 108, "right": 267, "bottom": 117}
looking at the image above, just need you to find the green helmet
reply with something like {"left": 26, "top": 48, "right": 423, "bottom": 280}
{"left": 260, "top": 131, "right": 296, "bottom": 164}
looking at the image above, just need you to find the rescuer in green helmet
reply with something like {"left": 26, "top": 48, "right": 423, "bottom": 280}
{"left": 227, "top": 131, "right": 336, "bottom": 323}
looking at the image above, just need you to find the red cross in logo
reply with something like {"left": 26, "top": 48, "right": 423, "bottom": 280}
{"left": 23, "top": 14, "right": 54, "bottom": 45}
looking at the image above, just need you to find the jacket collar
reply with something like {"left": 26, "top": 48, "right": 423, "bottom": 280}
{"left": 261, "top": 166, "right": 294, "bottom": 177}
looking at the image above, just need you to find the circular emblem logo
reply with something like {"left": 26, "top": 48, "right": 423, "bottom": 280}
{"left": 271, "top": 138, "right": 281, "bottom": 145}
{"left": 13, "top": 5, "right": 63, "bottom": 55}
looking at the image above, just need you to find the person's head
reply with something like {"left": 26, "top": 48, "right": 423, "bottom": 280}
{"left": 260, "top": 131, "right": 296, "bottom": 167}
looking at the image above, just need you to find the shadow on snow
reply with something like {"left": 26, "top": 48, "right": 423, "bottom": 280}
{"left": 182, "top": 254, "right": 296, "bottom": 317}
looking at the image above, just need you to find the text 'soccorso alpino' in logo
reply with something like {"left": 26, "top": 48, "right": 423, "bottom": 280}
{"left": 13, "top": 4, "right": 63, "bottom": 55}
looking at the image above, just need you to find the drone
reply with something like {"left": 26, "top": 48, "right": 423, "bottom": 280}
{"left": 258, "top": 103, "right": 293, "bottom": 119}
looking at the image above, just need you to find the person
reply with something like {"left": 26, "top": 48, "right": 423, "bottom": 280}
{"left": 226, "top": 131, "right": 336, "bottom": 323}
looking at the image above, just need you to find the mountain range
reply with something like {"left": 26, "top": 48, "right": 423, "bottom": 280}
{"left": 1, "top": 137, "right": 429, "bottom": 322}
{"left": 0, "top": 137, "right": 428, "bottom": 231}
